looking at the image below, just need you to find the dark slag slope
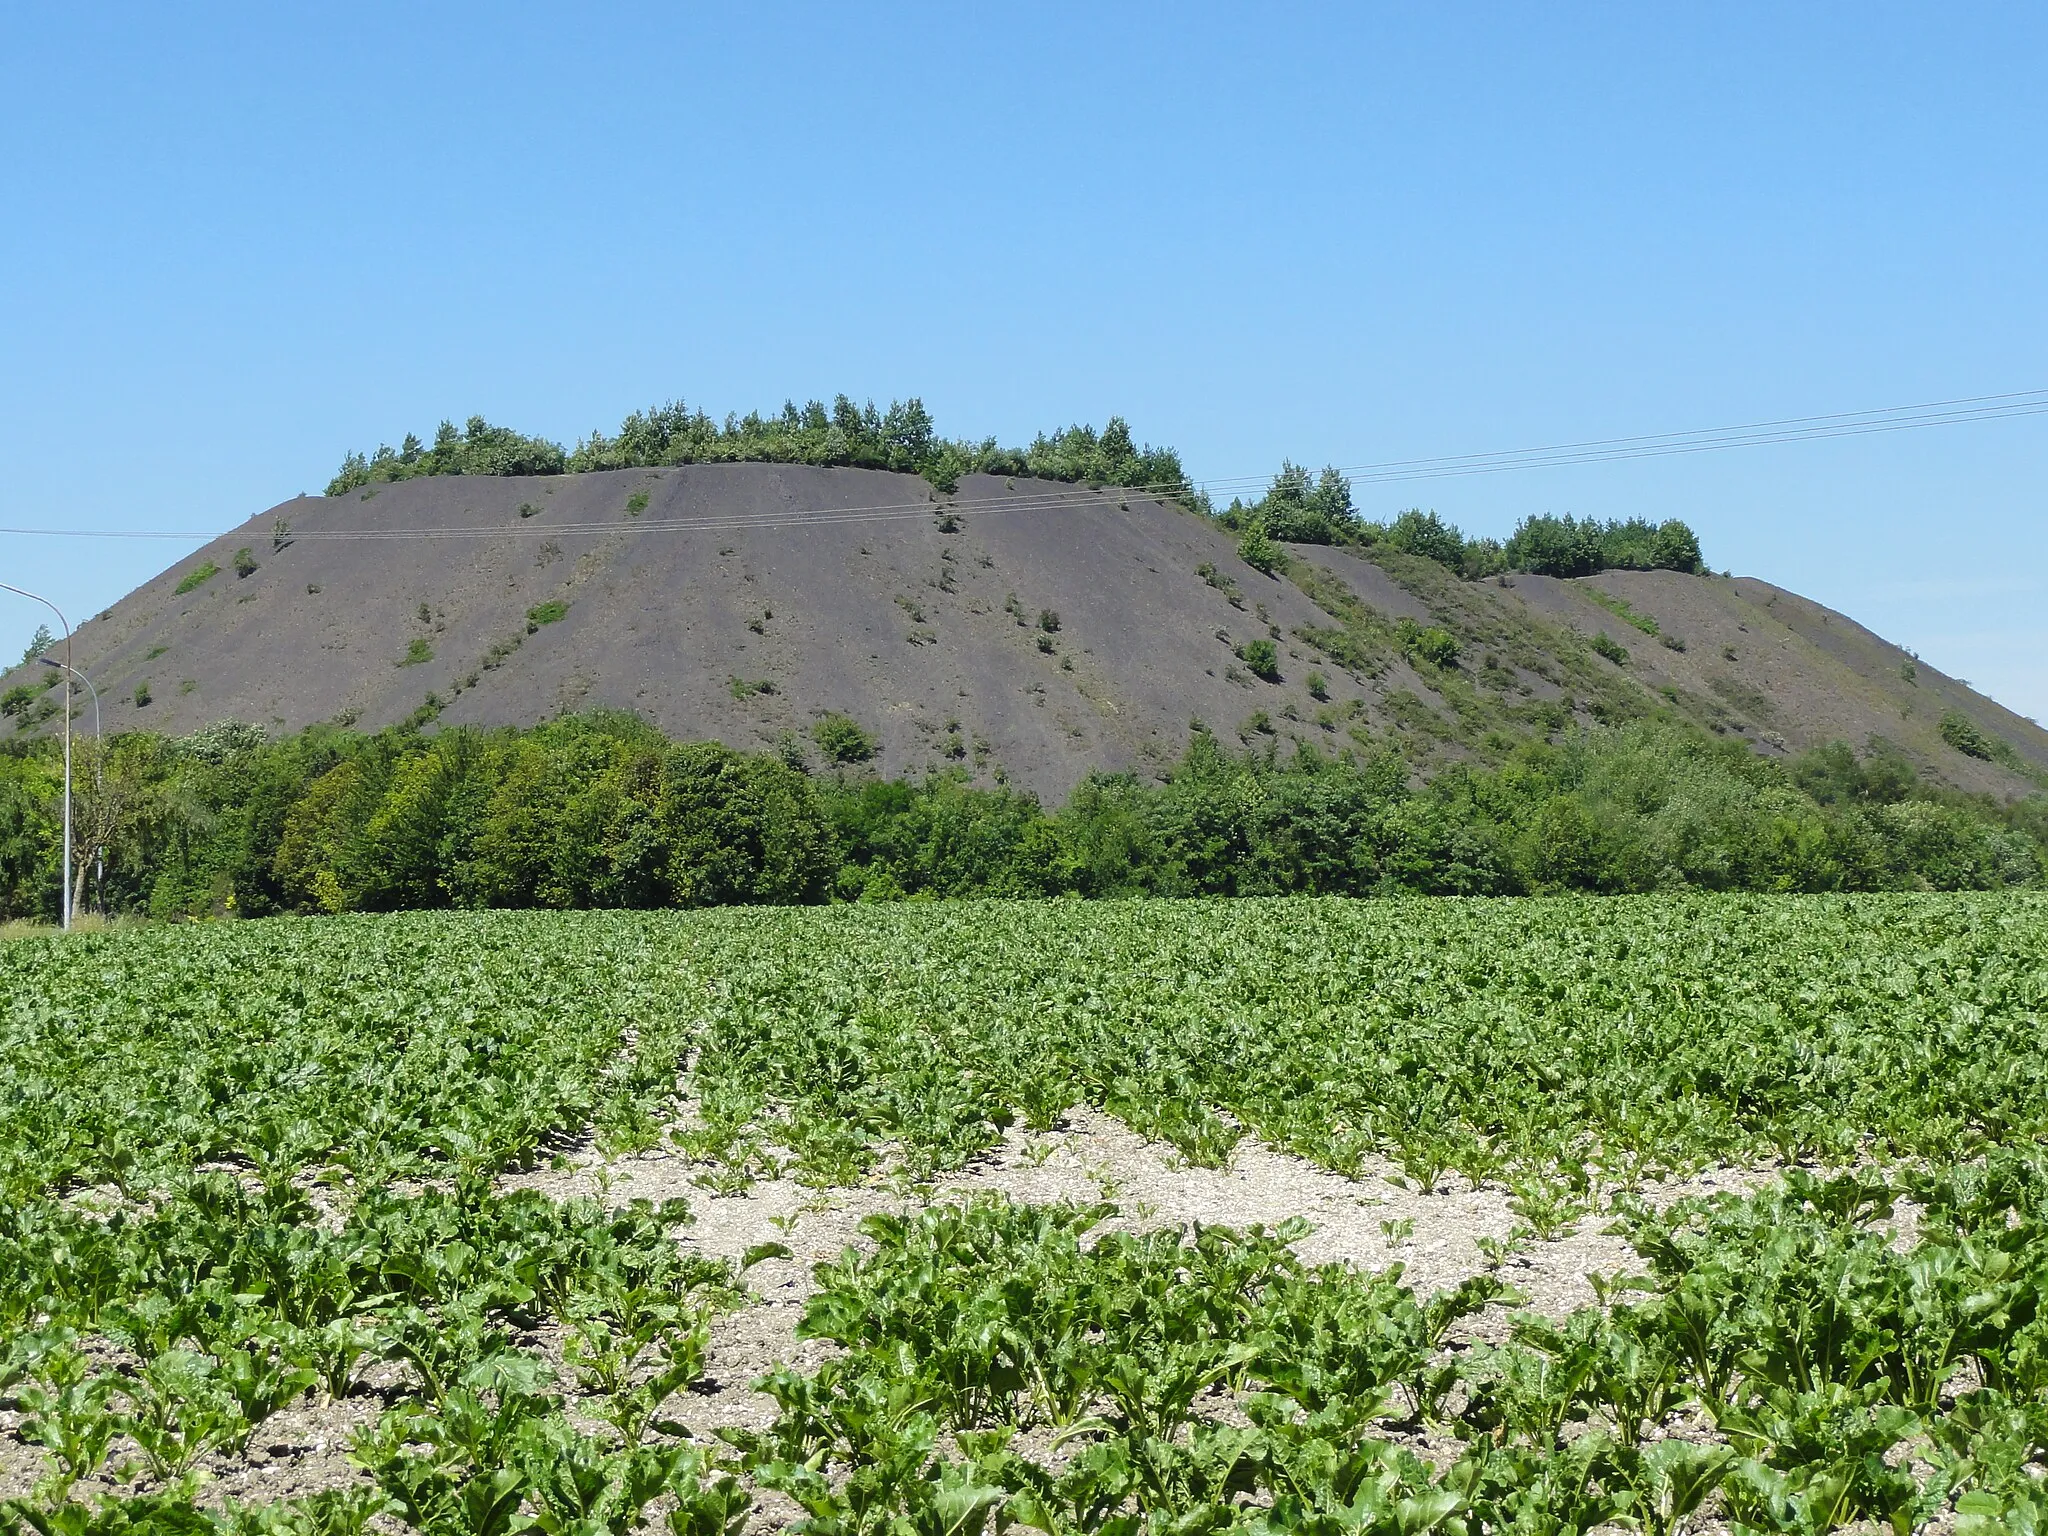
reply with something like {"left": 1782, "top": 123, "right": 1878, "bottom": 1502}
{"left": 11, "top": 464, "right": 2046, "bottom": 801}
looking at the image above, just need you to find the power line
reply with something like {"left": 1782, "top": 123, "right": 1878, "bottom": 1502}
{"left": 2, "top": 387, "right": 2043, "bottom": 544}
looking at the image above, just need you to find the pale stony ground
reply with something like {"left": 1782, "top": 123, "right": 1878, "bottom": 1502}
{"left": 506, "top": 1106, "right": 1771, "bottom": 1441}
{"left": 1, "top": 1106, "right": 1780, "bottom": 1516}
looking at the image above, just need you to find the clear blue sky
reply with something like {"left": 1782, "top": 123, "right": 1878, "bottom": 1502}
{"left": 4, "top": 3, "right": 2044, "bottom": 719}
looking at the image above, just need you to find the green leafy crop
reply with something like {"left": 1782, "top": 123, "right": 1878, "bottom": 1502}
{"left": 1, "top": 894, "right": 2045, "bottom": 1532}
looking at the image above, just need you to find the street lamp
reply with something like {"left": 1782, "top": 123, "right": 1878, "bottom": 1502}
{"left": 0, "top": 583, "right": 73, "bottom": 929}
{"left": 40, "top": 657, "right": 101, "bottom": 916}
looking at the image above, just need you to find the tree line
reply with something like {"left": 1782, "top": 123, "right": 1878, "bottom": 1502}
{"left": 321, "top": 401, "right": 1708, "bottom": 587}
{"left": 326, "top": 401, "right": 1189, "bottom": 499}
{"left": 1219, "top": 463, "right": 1707, "bottom": 579}
{"left": 0, "top": 712, "right": 2038, "bottom": 922}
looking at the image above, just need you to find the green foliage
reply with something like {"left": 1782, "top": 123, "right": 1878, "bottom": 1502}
{"left": 20, "top": 626, "right": 55, "bottom": 666}
{"left": 1382, "top": 509, "right": 1469, "bottom": 568}
{"left": 812, "top": 713, "right": 877, "bottom": 765}
{"left": 173, "top": 563, "right": 219, "bottom": 596}
{"left": 1505, "top": 514, "right": 1705, "bottom": 577}
{"left": 1237, "top": 638, "right": 1281, "bottom": 682}
{"left": 1332, "top": 508, "right": 1709, "bottom": 583}
{"left": 722, "top": 1150, "right": 2048, "bottom": 1535}
{"left": 1196, "top": 562, "right": 1245, "bottom": 609}
{"left": 0, "top": 715, "right": 2040, "bottom": 922}
{"left": 231, "top": 548, "right": 258, "bottom": 579}
{"left": 325, "top": 417, "right": 568, "bottom": 495}
{"left": 1238, "top": 527, "right": 1281, "bottom": 575}
{"left": 525, "top": 601, "right": 569, "bottom": 631}
{"left": 0, "top": 904, "right": 758, "bottom": 1527}
{"left": 1942, "top": 711, "right": 1997, "bottom": 760}
{"left": 5, "top": 896, "right": 2048, "bottom": 1528}
{"left": 1224, "top": 462, "right": 1358, "bottom": 545}
{"left": 659, "top": 743, "right": 835, "bottom": 905}
{"left": 1590, "top": 631, "right": 1630, "bottom": 665}
{"left": 3, "top": 682, "right": 50, "bottom": 719}
{"left": 133, "top": 682, "right": 151, "bottom": 709}
{"left": 399, "top": 638, "right": 434, "bottom": 667}
{"left": 1395, "top": 618, "right": 1462, "bottom": 669}
{"left": 330, "top": 400, "right": 1190, "bottom": 502}
{"left": 1582, "top": 587, "right": 1660, "bottom": 636}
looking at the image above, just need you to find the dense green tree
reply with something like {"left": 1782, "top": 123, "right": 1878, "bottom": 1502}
{"left": 0, "top": 713, "right": 2037, "bottom": 921}
{"left": 659, "top": 743, "right": 834, "bottom": 906}
{"left": 1501, "top": 514, "right": 1706, "bottom": 577}
{"left": 1381, "top": 509, "right": 1470, "bottom": 567}
{"left": 329, "top": 398, "right": 1189, "bottom": 501}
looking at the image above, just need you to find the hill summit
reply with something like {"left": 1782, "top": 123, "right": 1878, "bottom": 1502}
{"left": 8, "top": 454, "right": 2044, "bottom": 803}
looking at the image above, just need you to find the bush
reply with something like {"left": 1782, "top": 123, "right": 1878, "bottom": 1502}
{"left": 1228, "top": 463, "right": 1357, "bottom": 545}
{"left": 327, "top": 416, "right": 568, "bottom": 494}
{"left": 1589, "top": 632, "right": 1630, "bottom": 665}
{"left": 1504, "top": 514, "right": 1705, "bottom": 577}
{"left": 813, "top": 713, "right": 877, "bottom": 765}
{"left": 1237, "top": 639, "right": 1281, "bottom": 682}
{"left": 1237, "top": 527, "right": 1280, "bottom": 575}
{"left": 174, "top": 562, "right": 219, "bottom": 595}
{"left": 526, "top": 600, "right": 569, "bottom": 631}
{"left": 400, "top": 638, "right": 434, "bottom": 667}
{"left": 232, "top": 547, "right": 258, "bottom": 578}
{"left": 1940, "top": 711, "right": 1997, "bottom": 760}
{"left": 1382, "top": 510, "right": 1468, "bottom": 568}
{"left": 1396, "top": 619, "right": 1461, "bottom": 669}
{"left": 1360, "top": 509, "right": 1708, "bottom": 580}
{"left": 1037, "top": 609, "right": 1060, "bottom": 633}
{"left": 133, "top": 681, "right": 152, "bottom": 708}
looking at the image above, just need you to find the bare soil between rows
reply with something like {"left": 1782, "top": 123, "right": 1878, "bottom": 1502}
{"left": 2, "top": 1106, "right": 1779, "bottom": 1520}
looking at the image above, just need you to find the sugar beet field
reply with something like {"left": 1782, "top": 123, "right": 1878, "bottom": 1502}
{"left": 3, "top": 895, "right": 2047, "bottom": 1536}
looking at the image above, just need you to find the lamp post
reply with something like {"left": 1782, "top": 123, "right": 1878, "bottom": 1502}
{"left": 1, "top": 583, "right": 73, "bottom": 929}
{"left": 40, "top": 656, "right": 100, "bottom": 916}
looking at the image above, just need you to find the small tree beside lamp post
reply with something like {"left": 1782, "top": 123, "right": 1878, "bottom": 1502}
{"left": 0, "top": 582, "right": 75, "bottom": 929}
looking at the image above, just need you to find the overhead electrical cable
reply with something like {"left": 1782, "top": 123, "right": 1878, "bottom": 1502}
{"left": 2, "top": 387, "right": 2043, "bottom": 544}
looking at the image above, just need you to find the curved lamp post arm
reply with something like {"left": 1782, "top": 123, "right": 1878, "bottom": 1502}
{"left": 1, "top": 582, "right": 74, "bottom": 929}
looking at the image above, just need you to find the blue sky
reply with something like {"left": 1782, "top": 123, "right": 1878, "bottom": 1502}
{"left": 4, "top": 3, "right": 2044, "bottom": 719}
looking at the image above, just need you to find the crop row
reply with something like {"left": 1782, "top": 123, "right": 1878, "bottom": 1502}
{"left": 7, "top": 895, "right": 2044, "bottom": 1205}
{"left": 8, "top": 1161, "right": 2048, "bottom": 1533}
{"left": 739, "top": 1159, "right": 2048, "bottom": 1535}
{"left": 1, "top": 894, "right": 2045, "bottom": 1532}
